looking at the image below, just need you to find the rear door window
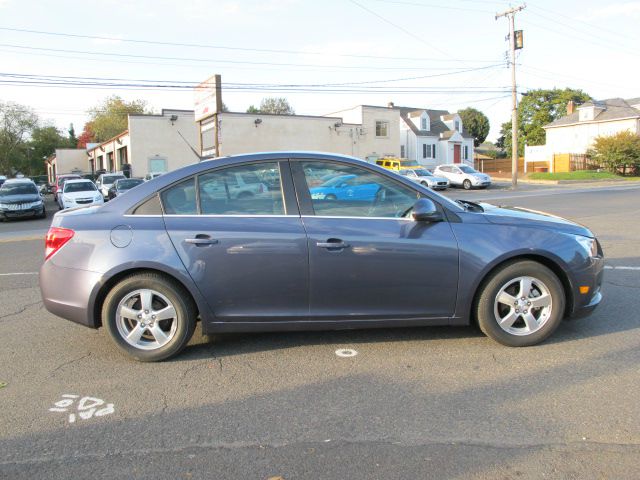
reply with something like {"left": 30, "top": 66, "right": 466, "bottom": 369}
{"left": 161, "top": 178, "right": 197, "bottom": 215}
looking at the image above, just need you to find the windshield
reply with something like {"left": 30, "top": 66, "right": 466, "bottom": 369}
{"left": 59, "top": 176, "right": 80, "bottom": 186}
{"left": 0, "top": 183, "right": 38, "bottom": 196}
{"left": 414, "top": 169, "right": 433, "bottom": 177}
{"left": 103, "top": 175, "right": 125, "bottom": 184}
{"left": 117, "top": 179, "right": 144, "bottom": 190}
{"left": 64, "top": 182, "right": 97, "bottom": 193}
{"left": 458, "top": 165, "right": 478, "bottom": 174}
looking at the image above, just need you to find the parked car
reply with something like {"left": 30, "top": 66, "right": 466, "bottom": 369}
{"left": 108, "top": 178, "right": 145, "bottom": 200}
{"left": 399, "top": 168, "right": 449, "bottom": 190}
{"left": 0, "top": 178, "right": 45, "bottom": 221}
{"left": 40, "top": 152, "right": 603, "bottom": 362}
{"left": 0, "top": 175, "right": 7, "bottom": 188}
{"left": 434, "top": 164, "right": 491, "bottom": 190}
{"left": 375, "top": 158, "right": 401, "bottom": 171}
{"left": 53, "top": 174, "right": 82, "bottom": 201}
{"left": 96, "top": 173, "right": 126, "bottom": 200}
{"left": 310, "top": 174, "right": 380, "bottom": 202}
{"left": 58, "top": 179, "right": 104, "bottom": 210}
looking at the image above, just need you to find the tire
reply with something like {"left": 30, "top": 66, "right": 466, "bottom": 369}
{"left": 39, "top": 208, "right": 46, "bottom": 219}
{"left": 475, "top": 260, "right": 565, "bottom": 347}
{"left": 420, "top": 181, "right": 429, "bottom": 187}
{"left": 102, "top": 273, "right": 197, "bottom": 362}
{"left": 463, "top": 179, "right": 472, "bottom": 190}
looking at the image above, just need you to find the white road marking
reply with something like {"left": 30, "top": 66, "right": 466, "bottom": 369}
{"left": 604, "top": 266, "right": 640, "bottom": 271}
{"left": 0, "top": 272, "right": 38, "bottom": 276}
{"left": 49, "top": 394, "right": 115, "bottom": 424}
{"left": 335, "top": 348, "right": 358, "bottom": 358}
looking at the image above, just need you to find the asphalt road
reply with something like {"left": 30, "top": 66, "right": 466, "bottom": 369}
{"left": 1, "top": 185, "right": 639, "bottom": 479}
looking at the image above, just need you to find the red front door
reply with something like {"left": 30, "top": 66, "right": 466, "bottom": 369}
{"left": 454, "top": 144, "right": 461, "bottom": 163}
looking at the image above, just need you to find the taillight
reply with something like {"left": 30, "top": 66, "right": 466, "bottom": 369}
{"left": 45, "top": 227, "right": 75, "bottom": 260}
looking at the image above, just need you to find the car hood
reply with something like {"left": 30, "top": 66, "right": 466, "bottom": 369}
{"left": 480, "top": 203, "right": 592, "bottom": 237}
{"left": 419, "top": 175, "right": 448, "bottom": 183}
{"left": 63, "top": 190, "right": 98, "bottom": 199}
{"left": 469, "top": 173, "right": 491, "bottom": 181}
{"left": 0, "top": 194, "right": 41, "bottom": 204}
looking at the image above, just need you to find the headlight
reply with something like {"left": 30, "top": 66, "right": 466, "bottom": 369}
{"left": 575, "top": 235, "right": 598, "bottom": 257}
{"left": 95, "top": 194, "right": 103, "bottom": 201}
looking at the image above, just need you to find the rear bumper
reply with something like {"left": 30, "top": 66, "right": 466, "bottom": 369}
{"left": 40, "top": 261, "right": 103, "bottom": 328}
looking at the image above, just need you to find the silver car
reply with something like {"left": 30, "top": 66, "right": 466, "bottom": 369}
{"left": 399, "top": 168, "right": 449, "bottom": 190}
{"left": 434, "top": 164, "right": 491, "bottom": 190}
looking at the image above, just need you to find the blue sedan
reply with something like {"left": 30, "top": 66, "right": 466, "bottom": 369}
{"left": 40, "top": 152, "right": 604, "bottom": 361}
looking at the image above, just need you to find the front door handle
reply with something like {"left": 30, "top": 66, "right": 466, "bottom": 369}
{"left": 317, "top": 238, "right": 350, "bottom": 250}
{"left": 185, "top": 235, "right": 219, "bottom": 246}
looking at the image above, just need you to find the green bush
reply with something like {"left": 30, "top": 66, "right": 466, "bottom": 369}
{"left": 588, "top": 131, "right": 640, "bottom": 175}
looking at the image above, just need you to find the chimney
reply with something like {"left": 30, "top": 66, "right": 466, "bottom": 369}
{"left": 387, "top": 101, "right": 395, "bottom": 108}
{"left": 567, "top": 100, "right": 575, "bottom": 115}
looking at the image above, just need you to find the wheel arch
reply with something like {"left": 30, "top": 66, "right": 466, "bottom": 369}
{"left": 90, "top": 266, "right": 204, "bottom": 328}
{"left": 469, "top": 253, "right": 574, "bottom": 325}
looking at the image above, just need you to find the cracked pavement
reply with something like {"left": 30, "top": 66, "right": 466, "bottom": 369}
{"left": 1, "top": 187, "right": 640, "bottom": 479}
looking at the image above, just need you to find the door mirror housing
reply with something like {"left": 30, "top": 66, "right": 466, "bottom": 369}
{"left": 412, "top": 198, "right": 443, "bottom": 222}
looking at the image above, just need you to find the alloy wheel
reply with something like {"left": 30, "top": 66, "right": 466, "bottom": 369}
{"left": 493, "top": 276, "right": 553, "bottom": 336}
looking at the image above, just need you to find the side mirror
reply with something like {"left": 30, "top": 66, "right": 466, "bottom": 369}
{"left": 412, "top": 198, "right": 443, "bottom": 222}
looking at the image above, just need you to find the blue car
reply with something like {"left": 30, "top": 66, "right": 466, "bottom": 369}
{"left": 40, "top": 152, "right": 603, "bottom": 362}
{"left": 310, "top": 174, "right": 380, "bottom": 202}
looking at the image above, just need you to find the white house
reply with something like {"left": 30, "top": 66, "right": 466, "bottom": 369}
{"left": 543, "top": 98, "right": 640, "bottom": 155}
{"left": 397, "top": 107, "right": 475, "bottom": 169}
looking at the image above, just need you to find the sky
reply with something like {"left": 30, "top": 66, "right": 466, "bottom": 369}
{"left": 1, "top": 0, "right": 638, "bottom": 142}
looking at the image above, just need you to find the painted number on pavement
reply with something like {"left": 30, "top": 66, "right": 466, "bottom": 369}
{"left": 49, "top": 394, "right": 115, "bottom": 423}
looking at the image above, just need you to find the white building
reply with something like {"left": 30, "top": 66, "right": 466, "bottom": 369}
{"left": 200, "top": 104, "right": 400, "bottom": 162}
{"left": 87, "top": 109, "right": 198, "bottom": 178}
{"left": 45, "top": 148, "right": 89, "bottom": 183}
{"left": 397, "top": 107, "right": 475, "bottom": 169}
{"left": 542, "top": 98, "right": 640, "bottom": 155}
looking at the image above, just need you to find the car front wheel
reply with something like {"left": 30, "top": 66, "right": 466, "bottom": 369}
{"left": 476, "top": 260, "right": 565, "bottom": 347}
{"left": 103, "top": 273, "right": 196, "bottom": 361}
{"left": 463, "top": 179, "right": 472, "bottom": 190}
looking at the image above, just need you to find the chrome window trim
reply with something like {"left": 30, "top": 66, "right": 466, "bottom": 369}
{"left": 124, "top": 214, "right": 297, "bottom": 218}
{"left": 302, "top": 215, "right": 414, "bottom": 221}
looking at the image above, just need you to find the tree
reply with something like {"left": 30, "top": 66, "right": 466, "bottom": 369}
{"left": 501, "top": 88, "right": 591, "bottom": 156}
{"left": 246, "top": 97, "right": 294, "bottom": 115}
{"left": 67, "top": 123, "right": 78, "bottom": 148}
{"left": 77, "top": 122, "right": 95, "bottom": 148}
{"left": 0, "top": 101, "right": 38, "bottom": 175}
{"left": 457, "top": 107, "right": 490, "bottom": 147}
{"left": 588, "top": 131, "right": 640, "bottom": 175}
{"left": 21, "top": 125, "right": 68, "bottom": 175}
{"left": 88, "top": 96, "right": 148, "bottom": 142}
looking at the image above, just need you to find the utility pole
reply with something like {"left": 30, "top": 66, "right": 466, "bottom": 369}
{"left": 496, "top": 4, "right": 525, "bottom": 189}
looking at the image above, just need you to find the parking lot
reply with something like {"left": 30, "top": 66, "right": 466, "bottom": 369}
{"left": 1, "top": 183, "right": 640, "bottom": 479}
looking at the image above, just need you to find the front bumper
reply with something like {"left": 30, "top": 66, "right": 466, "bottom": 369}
{"left": 568, "top": 255, "right": 605, "bottom": 319}
{"left": 0, "top": 204, "right": 44, "bottom": 219}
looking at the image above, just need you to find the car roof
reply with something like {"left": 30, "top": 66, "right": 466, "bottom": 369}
{"left": 65, "top": 179, "right": 94, "bottom": 184}
{"left": 3, "top": 178, "right": 35, "bottom": 185}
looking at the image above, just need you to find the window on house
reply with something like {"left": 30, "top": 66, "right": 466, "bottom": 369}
{"left": 375, "top": 121, "right": 389, "bottom": 138}
{"left": 463, "top": 146, "right": 469, "bottom": 160}
{"left": 421, "top": 117, "right": 427, "bottom": 130}
{"left": 422, "top": 144, "right": 427, "bottom": 159}
{"left": 400, "top": 145, "right": 405, "bottom": 158}
{"left": 454, "top": 120, "right": 460, "bottom": 131}
{"left": 432, "top": 145, "right": 436, "bottom": 159}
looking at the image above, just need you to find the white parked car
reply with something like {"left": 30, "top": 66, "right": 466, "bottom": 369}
{"left": 96, "top": 173, "right": 126, "bottom": 200}
{"left": 58, "top": 179, "right": 104, "bottom": 210}
{"left": 144, "top": 172, "right": 164, "bottom": 181}
{"left": 434, "top": 164, "right": 491, "bottom": 190}
{"left": 398, "top": 168, "right": 449, "bottom": 190}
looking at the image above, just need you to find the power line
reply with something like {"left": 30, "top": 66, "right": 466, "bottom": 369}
{"left": 370, "top": 0, "right": 494, "bottom": 13}
{"left": 0, "top": 26, "right": 497, "bottom": 63}
{"left": 0, "top": 43, "right": 501, "bottom": 71}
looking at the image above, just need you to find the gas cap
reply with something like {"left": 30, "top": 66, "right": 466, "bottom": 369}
{"left": 110, "top": 225, "right": 133, "bottom": 248}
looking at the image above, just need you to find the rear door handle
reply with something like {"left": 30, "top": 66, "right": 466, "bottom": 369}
{"left": 317, "top": 238, "right": 350, "bottom": 250}
{"left": 185, "top": 235, "right": 219, "bottom": 246}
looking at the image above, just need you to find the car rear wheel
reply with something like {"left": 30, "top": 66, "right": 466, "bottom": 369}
{"left": 476, "top": 260, "right": 565, "bottom": 346}
{"left": 420, "top": 181, "right": 428, "bottom": 187}
{"left": 103, "top": 273, "right": 196, "bottom": 361}
{"left": 463, "top": 179, "right": 472, "bottom": 190}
